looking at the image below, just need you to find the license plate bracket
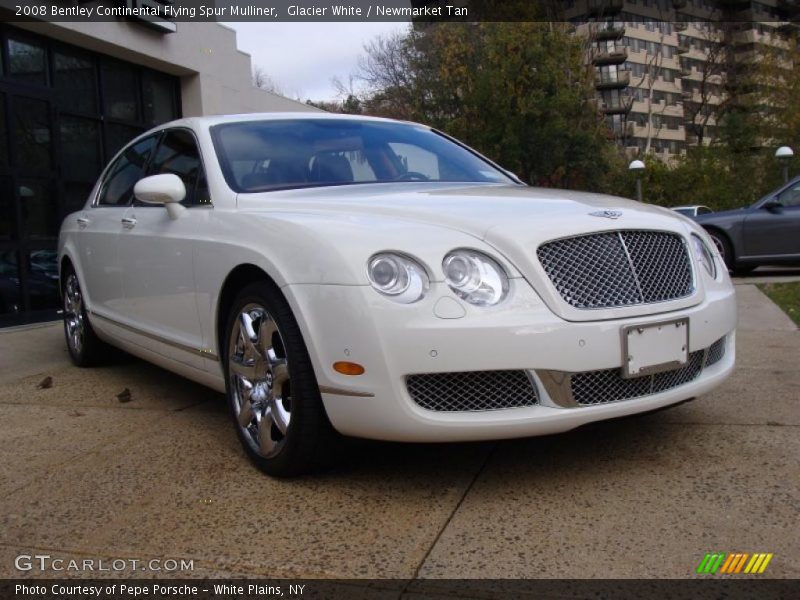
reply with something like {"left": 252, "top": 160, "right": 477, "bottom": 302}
{"left": 622, "top": 318, "right": 689, "bottom": 379}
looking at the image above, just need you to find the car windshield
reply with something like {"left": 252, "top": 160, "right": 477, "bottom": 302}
{"left": 211, "top": 119, "right": 515, "bottom": 193}
{"left": 673, "top": 208, "right": 694, "bottom": 216}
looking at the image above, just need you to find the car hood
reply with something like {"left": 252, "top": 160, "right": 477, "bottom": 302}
{"left": 237, "top": 182, "right": 684, "bottom": 240}
{"left": 238, "top": 183, "right": 704, "bottom": 322}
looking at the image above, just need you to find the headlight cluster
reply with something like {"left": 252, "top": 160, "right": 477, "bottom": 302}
{"left": 691, "top": 234, "right": 717, "bottom": 279}
{"left": 367, "top": 249, "right": 509, "bottom": 306}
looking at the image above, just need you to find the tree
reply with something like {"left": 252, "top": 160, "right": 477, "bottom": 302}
{"left": 252, "top": 66, "right": 283, "bottom": 95}
{"left": 355, "top": 23, "right": 623, "bottom": 190}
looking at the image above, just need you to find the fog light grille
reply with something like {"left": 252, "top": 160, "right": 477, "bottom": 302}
{"left": 571, "top": 350, "right": 705, "bottom": 406}
{"left": 407, "top": 370, "right": 538, "bottom": 412}
{"left": 705, "top": 336, "right": 726, "bottom": 367}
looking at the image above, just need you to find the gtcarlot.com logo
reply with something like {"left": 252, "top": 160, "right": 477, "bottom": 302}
{"left": 696, "top": 552, "right": 774, "bottom": 575}
{"left": 15, "top": 554, "right": 194, "bottom": 573}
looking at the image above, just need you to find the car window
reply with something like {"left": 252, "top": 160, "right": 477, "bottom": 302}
{"left": 147, "top": 129, "right": 210, "bottom": 206}
{"left": 211, "top": 119, "right": 514, "bottom": 193}
{"left": 776, "top": 183, "right": 800, "bottom": 207}
{"left": 97, "top": 135, "right": 159, "bottom": 207}
{"left": 697, "top": 206, "right": 713, "bottom": 215}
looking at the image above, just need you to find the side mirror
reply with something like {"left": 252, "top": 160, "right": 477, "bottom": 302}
{"left": 762, "top": 199, "right": 783, "bottom": 213}
{"left": 134, "top": 174, "right": 186, "bottom": 219}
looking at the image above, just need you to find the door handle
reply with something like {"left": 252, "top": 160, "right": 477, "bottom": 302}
{"left": 76, "top": 217, "right": 90, "bottom": 228}
{"left": 121, "top": 217, "right": 137, "bottom": 229}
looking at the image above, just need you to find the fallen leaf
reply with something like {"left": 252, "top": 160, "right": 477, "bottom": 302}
{"left": 116, "top": 388, "right": 132, "bottom": 403}
{"left": 36, "top": 376, "right": 53, "bottom": 389}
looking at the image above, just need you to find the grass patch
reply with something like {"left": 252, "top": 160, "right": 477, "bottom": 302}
{"left": 758, "top": 282, "right": 800, "bottom": 326}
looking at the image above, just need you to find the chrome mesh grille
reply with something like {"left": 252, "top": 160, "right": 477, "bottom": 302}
{"left": 705, "top": 337, "right": 726, "bottom": 367}
{"left": 570, "top": 350, "right": 705, "bottom": 406}
{"left": 406, "top": 370, "right": 538, "bottom": 412}
{"left": 537, "top": 230, "right": 694, "bottom": 309}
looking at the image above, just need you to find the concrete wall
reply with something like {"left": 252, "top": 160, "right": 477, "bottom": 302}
{"left": 7, "top": 13, "right": 319, "bottom": 117}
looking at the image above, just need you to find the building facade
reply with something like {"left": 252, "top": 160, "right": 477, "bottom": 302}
{"left": 566, "top": 0, "right": 798, "bottom": 159}
{"left": 0, "top": 15, "right": 316, "bottom": 324}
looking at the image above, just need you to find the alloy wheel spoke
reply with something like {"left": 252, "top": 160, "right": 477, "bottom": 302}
{"left": 268, "top": 400, "right": 290, "bottom": 435}
{"left": 238, "top": 312, "right": 262, "bottom": 360}
{"left": 259, "top": 424, "right": 277, "bottom": 455}
{"left": 229, "top": 357, "right": 258, "bottom": 381}
{"left": 238, "top": 397, "right": 255, "bottom": 428}
{"left": 258, "top": 318, "right": 278, "bottom": 355}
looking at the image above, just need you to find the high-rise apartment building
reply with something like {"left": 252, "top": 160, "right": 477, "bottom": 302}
{"left": 563, "top": 0, "right": 798, "bottom": 158}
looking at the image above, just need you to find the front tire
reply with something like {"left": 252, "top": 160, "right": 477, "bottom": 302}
{"left": 223, "top": 281, "right": 335, "bottom": 477}
{"left": 708, "top": 230, "right": 735, "bottom": 272}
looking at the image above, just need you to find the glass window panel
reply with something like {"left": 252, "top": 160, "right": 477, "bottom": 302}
{"left": 0, "top": 249, "right": 22, "bottom": 315}
{"left": 0, "top": 95, "right": 7, "bottom": 166}
{"left": 63, "top": 182, "right": 94, "bottom": 215}
{"left": 143, "top": 72, "right": 177, "bottom": 125}
{"left": 98, "top": 135, "right": 158, "bottom": 206}
{"left": 54, "top": 52, "right": 97, "bottom": 114}
{"left": 148, "top": 130, "right": 204, "bottom": 205}
{"left": 0, "top": 177, "right": 16, "bottom": 241}
{"left": 25, "top": 249, "right": 60, "bottom": 311}
{"left": 102, "top": 62, "right": 138, "bottom": 121}
{"left": 13, "top": 97, "right": 51, "bottom": 172}
{"left": 106, "top": 123, "right": 145, "bottom": 161}
{"left": 7, "top": 37, "right": 47, "bottom": 86}
{"left": 60, "top": 116, "right": 101, "bottom": 182}
{"left": 18, "top": 180, "right": 58, "bottom": 240}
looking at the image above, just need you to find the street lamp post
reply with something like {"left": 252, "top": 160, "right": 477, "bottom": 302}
{"left": 629, "top": 159, "right": 645, "bottom": 202}
{"left": 775, "top": 146, "right": 794, "bottom": 184}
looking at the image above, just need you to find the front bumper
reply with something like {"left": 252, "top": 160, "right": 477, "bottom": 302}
{"left": 285, "top": 280, "right": 736, "bottom": 442}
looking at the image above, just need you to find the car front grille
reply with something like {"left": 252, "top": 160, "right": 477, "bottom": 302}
{"left": 566, "top": 336, "right": 726, "bottom": 406}
{"left": 536, "top": 230, "right": 694, "bottom": 309}
{"left": 406, "top": 370, "right": 538, "bottom": 412}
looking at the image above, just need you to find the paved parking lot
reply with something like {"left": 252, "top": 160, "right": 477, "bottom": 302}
{"left": 0, "top": 284, "right": 797, "bottom": 580}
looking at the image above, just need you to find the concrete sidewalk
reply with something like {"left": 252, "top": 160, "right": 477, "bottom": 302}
{"left": 0, "top": 285, "right": 797, "bottom": 580}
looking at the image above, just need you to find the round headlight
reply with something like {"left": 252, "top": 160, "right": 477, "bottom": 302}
{"left": 443, "top": 249, "right": 509, "bottom": 306}
{"left": 691, "top": 234, "right": 716, "bottom": 279}
{"left": 367, "top": 253, "right": 429, "bottom": 304}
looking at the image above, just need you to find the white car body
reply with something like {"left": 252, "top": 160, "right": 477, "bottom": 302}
{"left": 58, "top": 113, "right": 736, "bottom": 447}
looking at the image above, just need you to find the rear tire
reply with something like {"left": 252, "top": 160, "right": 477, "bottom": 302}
{"left": 62, "top": 267, "right": 111, "bottom": 367}
{"left": 223, "top": 280, "right": 336, "bottom": 477}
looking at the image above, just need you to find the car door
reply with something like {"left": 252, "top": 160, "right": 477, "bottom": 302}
{"left": 743, "top": 180, "right": 800, "bottom": 259}
{"left": 116, "top": 128, "right": 210, "bottom": 368}
{"left": 77, "top": 134, "right": 159, "bottom": 319}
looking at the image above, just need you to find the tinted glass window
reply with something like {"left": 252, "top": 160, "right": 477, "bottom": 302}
{"left": 0, "top": 95, "right": 7, "bottom": 167}
{"left": 148, "top": 130, "right": 208, "bottom": 205}
{"left": 106, "top": 123, "right": 145, "bottom": 161}
{"left": 102, "top": 61, "right": 138, "bottom": 121}
{"left": 0, "top": 177, "right": 14, "bottom": 241}
{"left": 0, "top": 249, "right": 22, "bottom": 315}
{"left": 212, "top": 119, "right": 514, "bottom": 193}
{"left": 18, "top": 180, "right": 57, "bottom": 240}
{"left": 7, "top": 37, "right": 46, "bottom": 86}
{"left": 97, "top": 135, "right": 158, "bottom": 206}
{"left": 143, "top": 73, "right": 177, "bottom": 125}
{"left": 777, "top": 183, "right": 800, "bottom": 207}
{"left": 60, "top": 116, "right": 100, "bottom": 182}
{"left": 13, "top": 97, "right": 51, "bottom": 172}
{"left": 54, "top": 52, "right": 97, "bottom": 114}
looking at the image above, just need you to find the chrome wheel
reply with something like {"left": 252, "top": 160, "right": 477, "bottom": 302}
{"left": 64, "top": 273, "right": 85, "bottom": 355}
{"left": 228, "top": 304, "right": 291, "bottom": 458}
{"left": 711, "top": 235, "right": 726, "bottom": 261}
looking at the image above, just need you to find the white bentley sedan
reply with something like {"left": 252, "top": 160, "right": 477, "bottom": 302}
{"left": 58, "top": 113, "right": 736, "bottom": 476}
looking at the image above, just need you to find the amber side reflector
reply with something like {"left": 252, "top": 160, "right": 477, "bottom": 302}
{"left": 333, "top": 361, "right": 365, "bottom": 376}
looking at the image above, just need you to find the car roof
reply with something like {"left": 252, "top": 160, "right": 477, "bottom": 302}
{"left": 155, "top": 112, "right": 425, "bottom": 130}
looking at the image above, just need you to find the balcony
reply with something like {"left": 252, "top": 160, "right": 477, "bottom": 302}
{"left": 680, "top": 65, "right": 693, "bottom": 78}
{"left": 595, "top": 69, "right": 631, "bottom": 89}
{"left": 681, "top": 89, "right": 694, "bottom": 102}
{"left": 600, "top": 94, "right": 634, "bottom": 114}
{"left": 674, "top": 22, "right": 688, "bottom": 32}
{"left": 676, "top": 41, "right": 691, "bottom": 54}
{"left": 595, "top": 22, "right": 626, "bottom": 40}
{"left": 591, "top": 46, "right": 629, "bottom": 65}
{"left": 587, "top": 0, "right": 624, "bottom": 17}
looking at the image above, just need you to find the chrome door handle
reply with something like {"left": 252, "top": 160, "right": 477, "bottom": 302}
{"left": 121, "top": 217, "right": 137, "bottom": 229}
{"left": 76, "top": 217, "right": 90, "bottom": 228}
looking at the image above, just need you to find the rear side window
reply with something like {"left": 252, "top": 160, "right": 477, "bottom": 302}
{"left": 147, "top": 129, "right": 210, "bottom": 206}
{"left": 97, "top": 135, "right": 158, "bottom": 206}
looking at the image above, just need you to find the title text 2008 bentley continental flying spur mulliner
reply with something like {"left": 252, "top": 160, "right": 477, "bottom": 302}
{"left": 58, "top": 114, "right": 736, "bottom": 476}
